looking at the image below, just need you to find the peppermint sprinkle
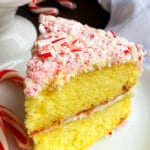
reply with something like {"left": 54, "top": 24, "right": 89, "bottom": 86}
{"left": 24, "top": 15, "right": 146, "bottom": 97}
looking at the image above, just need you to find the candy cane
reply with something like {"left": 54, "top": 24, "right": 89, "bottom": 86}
{"left": 0, "top": 116, "right": 9, "bottom": 150}
{"left": 0, "top": 69, "right": 24, "bottom": 88}
{"left": 55, "top": 0, "right": 76, "bottom": 10}
{"left": 0, "top": 70, "right": 31, "bottom": 149}
{"left": 29, "top": 0, "right": 76, "bottom": 16}
{"left": 0, "top": 105, "right": 32, "bottom": 149}
{"left": 29, "top": 0, "right": 59, "bottom": 16}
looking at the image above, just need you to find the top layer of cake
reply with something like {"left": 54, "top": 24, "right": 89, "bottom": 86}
{"left": 24, "top": 15, "right": 146, "bottom": 97}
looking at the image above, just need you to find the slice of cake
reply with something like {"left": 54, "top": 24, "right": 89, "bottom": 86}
{"left": 24, "top": 15, "right": 146, "bottom": 150}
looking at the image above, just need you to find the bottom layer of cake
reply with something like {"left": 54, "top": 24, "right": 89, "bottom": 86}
{"left": 33, "top": 95, "right": 131, "bottom": 150}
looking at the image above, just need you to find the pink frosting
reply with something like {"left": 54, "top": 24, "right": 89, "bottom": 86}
{"left": 24, "top": 15, "right": 146, "bottom": 97}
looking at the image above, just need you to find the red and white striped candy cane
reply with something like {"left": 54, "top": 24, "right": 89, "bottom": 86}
{"left": 0, "top": 69, "right": 24, "bottom": 88}
{"left": 55, "top": 0, "right": 76, "bottom": 10}
{"left": 0, "top": 105, "right": 32, "bottom": 150}
{"left": 0, "top": 70, "right": 32, "bottom": 149}
{"left": 0, "top": 116, "right": 9, "bottom": 150}
{"left": 29, "top": 0, "right": 59, "bottom": 16}
{"left": 29, "top": 0, "right": 76, "bottom": 16}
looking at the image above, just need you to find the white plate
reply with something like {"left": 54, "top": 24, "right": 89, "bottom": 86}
{"left": 0, "top": 65, "right": 150, "bottom": 150}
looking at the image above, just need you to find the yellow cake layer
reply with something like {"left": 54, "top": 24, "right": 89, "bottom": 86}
{"left": 33, "top": 95, "right": 131, "bottom": 150}
{"left": 25, "top": 62, "right": 139, "bottom": 133}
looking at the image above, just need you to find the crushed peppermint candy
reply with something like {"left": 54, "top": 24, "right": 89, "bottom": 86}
{"left": 24, "top": 15, "right": 146, "bottom": 98}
